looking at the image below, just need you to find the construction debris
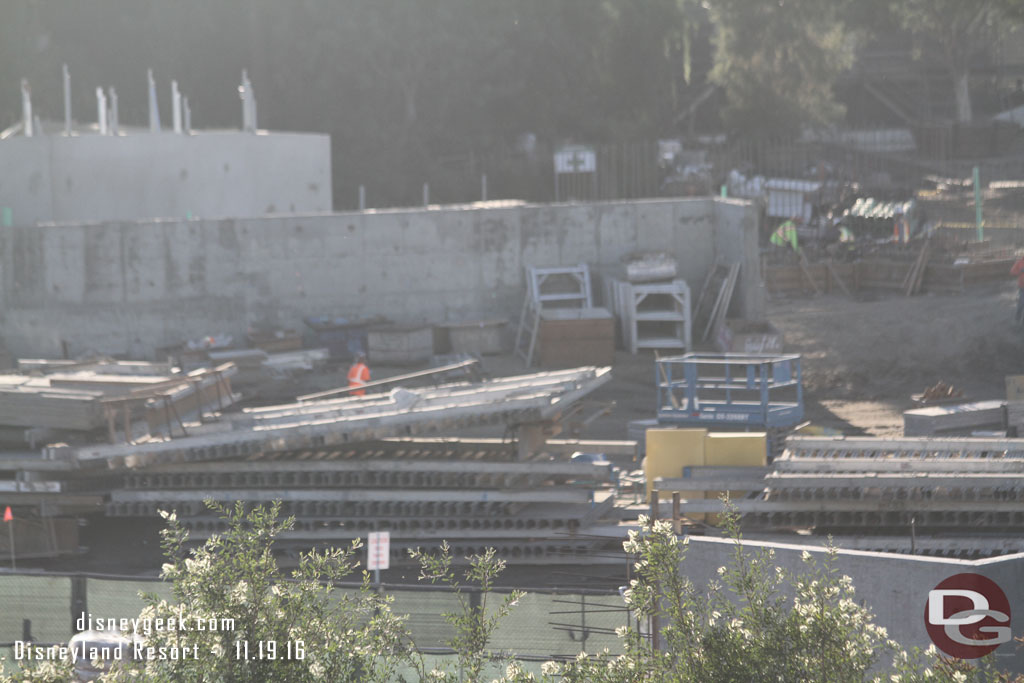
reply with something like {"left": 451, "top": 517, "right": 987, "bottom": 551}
{"left": 916, "top": 380, "right": 964, "bottom": 404}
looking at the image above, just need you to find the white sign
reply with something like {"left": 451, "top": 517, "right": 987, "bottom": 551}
{"left": 367, "top": 531, "right": 390, "bottom": 571}
{"left": 554, "top": 146, "right": 596, "bottom": 174}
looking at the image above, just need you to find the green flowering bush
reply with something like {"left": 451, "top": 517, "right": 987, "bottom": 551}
{"left": 4, "top": 499, "right": 1022, "bottom": 682}
{"left": 536, "top": 505, "right": 1020, "bottom": 683}
{"left": 409, "top": 542, "right": 525, "bottom": 682}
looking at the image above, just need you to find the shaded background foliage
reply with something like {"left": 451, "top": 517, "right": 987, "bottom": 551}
{"left": 0, "top": 1, "right": 1022, "bottom": 207}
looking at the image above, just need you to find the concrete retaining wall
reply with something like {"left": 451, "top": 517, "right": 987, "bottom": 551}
{"left": 684, "top": 536, "right": 1024, "bottom": 673}
{"left": 0, "top": 131, "right": 331, "bottom": 225}
{"left": 0, "top": 198, "right": 762, "bottom": 358}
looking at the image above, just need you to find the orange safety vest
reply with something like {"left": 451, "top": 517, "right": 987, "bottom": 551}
{"left": 347, "top": 362, "right": 370, "bottom": 396}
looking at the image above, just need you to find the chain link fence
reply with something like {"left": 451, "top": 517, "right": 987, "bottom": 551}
{"left": 343, "top": 129, "right": 1024, "bottom": 223}
{"left": 0, "top": 571, "right": 629, "bottom": 670}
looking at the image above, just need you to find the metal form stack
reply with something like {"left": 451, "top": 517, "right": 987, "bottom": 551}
{"left": 6, "top": 366, "right": 622, "bottom": 565}
{"left": 107, "top": 439, "right": 617, "bottom": 565}
{"left": 656, "top": 436, "right": 1024, "bottom": 557}
{"left": 607, "top": 279, "right": 692, "bottom": 354}
{"left": 604, "top": 254, "right": 693, "bottom": 355}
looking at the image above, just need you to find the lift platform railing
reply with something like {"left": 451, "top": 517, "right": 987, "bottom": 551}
{"left": 655, "top": 353, "right": 803, "bottom": 428}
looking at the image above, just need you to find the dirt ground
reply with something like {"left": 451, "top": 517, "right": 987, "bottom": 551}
{"left": 33, "top": 282, "right": 1024, "bottom": 579}
{"left": 306, "top": 281, "right": 1024, "bottom": 442}
{"left": 769, "top": 284, "right": 1024, "bottom": 436}
{"left": 446, "top": 281, "right": 1024, "bottom": 441}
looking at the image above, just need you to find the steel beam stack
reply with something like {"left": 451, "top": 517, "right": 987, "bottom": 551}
{"left": 9, "top": 366, "right": 622, "bottom": 565}
{"left": 103, "top": 442, "right": 618, "bottom": 565}
{"left": 656, "top": 436, "right": 1024, "bottom": 558}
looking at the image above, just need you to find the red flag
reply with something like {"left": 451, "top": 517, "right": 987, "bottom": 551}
{"left": 3, "top": 506, "right": 11, "bottom": 522}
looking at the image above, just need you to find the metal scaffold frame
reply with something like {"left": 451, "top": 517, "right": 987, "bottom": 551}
{"left": 515, "top": 264, "right": 595, "bottom": 366}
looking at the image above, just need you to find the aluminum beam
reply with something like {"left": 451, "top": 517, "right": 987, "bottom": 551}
{"left": 52, "top": 367, "right": 612, "bottom": 469}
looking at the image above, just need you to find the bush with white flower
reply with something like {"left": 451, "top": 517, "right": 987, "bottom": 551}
{"left": 548, "top": 500, "right": 1021, "bottom": 683}
{"left": 103, "top": 501, "right": 417, "bottom": 682}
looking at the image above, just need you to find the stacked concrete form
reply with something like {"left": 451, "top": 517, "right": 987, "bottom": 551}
{"left": 5, "top": 366, "right": 619, "bottom": 564}
{"left": 655, "top": 436, "right": 1024, "bottom": 558}
{"left": 0, "top": 361, "right": 238, "bottom": 442}
{"left": 40, "top": 366, "right": 610, "bottom": 469}
{"left": 105, "top": 439, "right": 618, "bottom": 565}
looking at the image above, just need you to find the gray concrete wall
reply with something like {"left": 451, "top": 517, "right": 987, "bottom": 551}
{"left": 0, "top": 132, "right": 331, "bottom": 225}
{"left": 714, "top": 198, "right": 766, "bottom": 319}
{"left": 0, "top": 198, "right": 761, "bottom": 358}
{"left": 683, "top": 536, "right": 1024, "bottom": 673}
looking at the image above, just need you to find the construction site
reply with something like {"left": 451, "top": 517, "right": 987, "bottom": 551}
{"left": 4, "top": 56, "right": 1024, "bottom": 669}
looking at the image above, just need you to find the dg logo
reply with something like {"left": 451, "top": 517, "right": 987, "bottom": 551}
{"left": 925, "top": 573, "right": 1012, "bottom": 659}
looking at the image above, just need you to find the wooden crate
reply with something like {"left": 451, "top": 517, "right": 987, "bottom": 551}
{"left": 537, "top": 308, "right": 614, "bottom": 367}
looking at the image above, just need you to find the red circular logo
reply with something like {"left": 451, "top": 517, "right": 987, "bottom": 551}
{"left": 924, "top": 573, "right": 1011, "bottom": 659}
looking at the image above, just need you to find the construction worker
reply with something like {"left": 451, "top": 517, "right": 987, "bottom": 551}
{"left": 770, "top": 218, "right": 799, "bottom": 252}
{"left": 348, "top": 352, "right": 371, "bottom": 396}
{"left": 1011, "top": 253, "right": 1024, "bottom": 325}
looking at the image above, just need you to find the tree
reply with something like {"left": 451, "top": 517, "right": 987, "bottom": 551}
{"left": 707, "top": 0, "right": 859, "bottom": 138}
{"left": 889, "top": 0, "right": 1020, "bottom": 123}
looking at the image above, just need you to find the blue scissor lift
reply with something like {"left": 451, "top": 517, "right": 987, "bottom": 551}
{"left": 655, "top": 353, "right": 804, "bottom": 458}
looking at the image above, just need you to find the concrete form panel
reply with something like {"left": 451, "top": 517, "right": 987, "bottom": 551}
{"left": 0, "top": 137, "right": 53, "bottom": 227}
{"left": 0, "top": 132, "right": 331, "bottom": 226}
